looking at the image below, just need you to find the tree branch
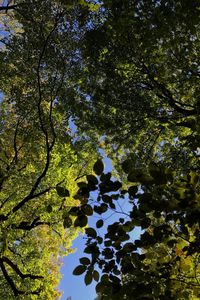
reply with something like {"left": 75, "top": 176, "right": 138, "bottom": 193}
{"left": 11, "top": 187, "right": 50, "bottom": 214}
{"left": 0, "top": 5, "right": 20, "bottom": 12}
{"left": 14, "top": 217, "right": 50, "bottom": 230}
{"left": 143, "top": 64, "right": 197, "bottom": 116}
{"left": 0, "top": 259, "right": 24, "bottom": 296}
{"left": 2, "top": 256, "right": 43, "bottom": 280}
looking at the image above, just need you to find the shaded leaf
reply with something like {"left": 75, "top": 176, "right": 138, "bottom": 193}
{"left": 63, "top": 217, "right": 72, "bottom": 228}
{"left": 93, "top": 159, "right": 104, "bottom": 175}
{"left": 96, "top": 282, "right": 105, "bottom": 293}
{"left": 56, "top": 186, "right": 70, "bottom": 197}
{"left": 80, "top": 257, "right": 90, "bottom": 265}
{"left": 87, "top": 174, "right": 98, "bottom": 185}
{"left": 82, "top": 204, "right": 93, "bottom": 216}
{"left": 74, "top": 215, "right": 88, "bottom": 227}
{"left": 73, "top": 265, "right": 87, "bottom": 275}
{"left": 46, "top": 205, "right": 52, "bottom": 213}
{"left": 93, "top": 270, "right": 100, "bottom": 282}
{"left": 85, "top": 227, "right": 97, "bottom": 238}
{"left": 85, "top": 271, "right": 93, "bottom": 285}
{"left": 96, "top": 219, "right": 104, "bottom": 228}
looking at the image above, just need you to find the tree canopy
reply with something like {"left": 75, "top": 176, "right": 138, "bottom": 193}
{"left": 69, "top": 0, "right": 200, "bottom": 169}
{"left": 0, "top": 0, "right": 199, "bottom": 299}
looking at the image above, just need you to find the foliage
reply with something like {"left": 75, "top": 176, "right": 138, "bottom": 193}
{"left": 69, "top": 0, "right": 200, "bottom": 169}
{"left": 0, "top": 1, "right": 200, "bottom": 299}
{"left": 72, "top": 159, "right": 200, "bottom": 299}
{"left": 0, "top": 1, "right": 98, "bottom": 298}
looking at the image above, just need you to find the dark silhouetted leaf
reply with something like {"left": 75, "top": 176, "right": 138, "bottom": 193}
{"left": 74, "top": 215, "right": 88, "bottom": 227}
{"left": 82, "top": 204, "right": 93, "bottom": 216}
{"left": 85, "top": 227, "right": 97, "bottom": 238}
{"left": 73, "top": 265, "right": 87, "bottom": 275}
{"left": 63, "top": 217, "right": 72, "bottom": 228}
{"left": 96, "top": 219, "right": 104, "bottom": 228}
{"left": 46, "top": 205, "right": 52, "bottom": 213}
{"left": 87, "top": 174, "right": 98, "bottom": 185}
{"left": 122, "top": 159, "right": 134, "bottom": 173}
{"left": 96, "top": 282, "right": 105, "bottom": 293}
{"left": 85, "top": 271, "right": 93, "bottom": 285}
{"left": 56, "top": 186, "right": 70, "bottom": 197}
{"left": 93, "top": 270, "right": 100, "bottom": 282}
{"left": 80, "top": 257, "right": 90, "bottom": 265}
{"left": 69, "top": 207, "right": 80, "bottom": 216}
{"left": 93, "top": 159, "right": 104, "bottom": 175}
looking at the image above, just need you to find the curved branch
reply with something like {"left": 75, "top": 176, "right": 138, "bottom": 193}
{"left": 2, "top": 257, "right": 43, "bottom": 280}
{"left": 143, "top": 64, "right": 197, "bottom": 116}
{"left": 0, "top": 260, "right": 24, "bottom": 296}
{"left": 14, "top": 217, "right": 50, "bottom": 230}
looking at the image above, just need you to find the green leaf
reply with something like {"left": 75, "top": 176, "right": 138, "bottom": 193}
{"left": 93, "top": 159, "right": 104, "bottom": 175}
{"left": 122, "top": 159, "right": 134, "bottom": 173}
{"left": 80, "top": 257, "right": 90, "bottom": 265}
{"left": 82, "top": 204, "right": 93, "bottom": 216}
{"left": 86, "top": 174, "right": 98, "bottom": 185}
{"left": 69, "top": 207, "right": 80, "bottom": 216}
{"left": 85, "top": 227, "right": 97, "bottom": 238}
{"left": 73, "top": 265, "right": 87, "bottom": 275}
{"left": 96, "top": 219, "right": 104, "bottom": 228}
{"left": 96, "top": 282, "right": 105, "bottom": 293}
{"left": 63, "top": 217, "right": 72, "bottom": 228}
{"left": 74, "top": 215, "right": 88, "bottom": 227}
{"left": 46, "top": 205, "right": 52, "bottom": 213}
{"left": 56, "top": 186, "right": 70, "bottom": 197}
{"left": 93, "top": 270, "right": 100, "bottom": 282}
{"left": 84, "top": 271, "right": 93, "bottom": 285}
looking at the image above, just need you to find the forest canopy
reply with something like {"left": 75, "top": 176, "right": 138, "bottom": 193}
{"left": 0, "top": 0, "right": 199, "bottom": 299}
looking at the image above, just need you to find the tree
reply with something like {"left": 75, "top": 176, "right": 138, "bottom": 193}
{"left": 73, "top": 159, "right": 200, "bottom": 299}
{"left": 0, "top": 1, "right": 98, "bottom": 297}
{"left": 69, "top": 0, "right": 200, "bottom": 169}
{"left": 1, "top": 0, "right": 199, "bottom": 299}
{"left": 0, "top": 91, "right": 96, "bottom": 298}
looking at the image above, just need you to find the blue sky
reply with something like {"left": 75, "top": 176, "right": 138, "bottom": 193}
{"left": 59, "top": 234, "right": 97, "bottom": 300}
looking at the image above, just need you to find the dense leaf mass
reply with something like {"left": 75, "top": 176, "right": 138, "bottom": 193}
{"left": 0, "top": 0, "right": 199, "bottom": 299}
